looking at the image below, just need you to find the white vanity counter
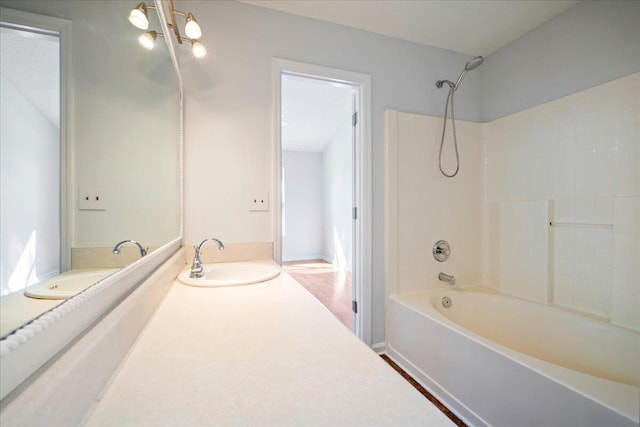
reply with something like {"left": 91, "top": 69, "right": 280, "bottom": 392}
{"left": 84, "top": 261, "right": 454, "bottom": 426}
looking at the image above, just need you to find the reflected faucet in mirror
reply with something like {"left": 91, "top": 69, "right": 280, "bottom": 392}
{"left": 190, "top": 238, "right": 225, "bottom": 279}
{"left": 113, "top": 240, "right": 148, "bottom": 258}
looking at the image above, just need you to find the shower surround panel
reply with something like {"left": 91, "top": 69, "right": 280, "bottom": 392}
{"left": 386, "top": 71, "right": 639, "bottom": 331}
{"left": 485, "top": 72, "right": 639, "bottom": 330}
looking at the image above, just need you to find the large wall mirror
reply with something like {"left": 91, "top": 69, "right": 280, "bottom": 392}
{"left": 0, "top": 0, "right": 181, "bottom": 338}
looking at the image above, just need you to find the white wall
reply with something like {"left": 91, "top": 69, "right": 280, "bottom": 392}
{"left": 68, "top": 1, "right": 180, "bottom": 248}
{"left": 281, "top": 151, "right": 324, "bottom": 261}
{"left": 322, "top": 119, "right": 353, "bottom": 270}
{"left": 483, "top": 0, "right": 640, "bottom": 121}
{"left": 282, "top": 119, "right": 353, "bottom": 268}
{"left": 179, "top": 0, "right": 482, "bottom": 344}
{"left": 0, "top": 75, "right": 59, "bottom": 295}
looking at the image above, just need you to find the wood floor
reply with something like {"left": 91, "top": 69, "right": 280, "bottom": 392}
{"left": 380, "top": 355, "right": 468, "bottom": 427}
{"left": 283, "top": 260, "right": 352, "bottom": 329}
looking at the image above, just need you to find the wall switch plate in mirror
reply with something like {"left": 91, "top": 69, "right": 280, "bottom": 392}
{"left": 79, "top": 186, "right": 107, "bottom": 210}
{"left": 249, "top": 192, "right": 269, "bottom": 211}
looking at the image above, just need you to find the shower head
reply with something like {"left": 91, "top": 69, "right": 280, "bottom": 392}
{"left": 436, "top": 55, "right": 484, "bottom": 92}
{"left": 453, "top": 55, "right": 483, "bottom": 90}
{"left": 465, "top": 56, "right": 484, "bottom": 71}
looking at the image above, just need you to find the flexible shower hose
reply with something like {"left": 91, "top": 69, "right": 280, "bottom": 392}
{"left": 438, "top": 88, "right": 459, "bottom": 178}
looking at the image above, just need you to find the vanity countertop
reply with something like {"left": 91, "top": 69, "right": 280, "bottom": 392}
{"left": 84, "top": 261, "right": 454, "bottom": 426}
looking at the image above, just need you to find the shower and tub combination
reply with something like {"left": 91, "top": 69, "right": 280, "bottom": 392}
{"left": 386, "top": 288, "right": 639, "bottom": 427}
{"left": 384, "top": 63, "right": 640, "bottom": 427}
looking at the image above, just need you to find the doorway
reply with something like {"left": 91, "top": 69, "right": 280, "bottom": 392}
{"left": 280, "top": 74, "right": 354, "bottom": 329}
{"left": 273, "top": 59, "right": 372, "bottom": 344}
{"left": 0, "top": 16, "right": 65, "bottom": 296}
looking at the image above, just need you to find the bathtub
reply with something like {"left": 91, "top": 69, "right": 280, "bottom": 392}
{"left": 386, "top": 287, "right": 639, "bottom": 427}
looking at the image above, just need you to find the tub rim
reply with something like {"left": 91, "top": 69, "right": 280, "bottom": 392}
{"left": 388, "top": 287, "right": 639, "bottom": 422}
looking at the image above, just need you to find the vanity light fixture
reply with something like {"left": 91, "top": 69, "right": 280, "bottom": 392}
{"left": 191, "top": 40, "right": 206, "bottom": 58}
{"left": 128, "top": 2, "right": 151, "bottom": 30}
{"left": 184, "top": 12, "right": 201, "bottom": 39}
{"left": 138, "top": 30, "right": 161, "bottom": 50}
{"left": 128, "top": 0, "right": 206, "bottom": 58}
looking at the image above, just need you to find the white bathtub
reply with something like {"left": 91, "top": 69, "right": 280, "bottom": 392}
{"left": 386, "top": 287, "right": 640, "bottom": 427}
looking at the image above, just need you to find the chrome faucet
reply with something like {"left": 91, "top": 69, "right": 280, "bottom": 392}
{"left": 190, "top": 238, "right": 225, "bottom": 279}
{"left": 438, "top": 272, "right": 456, "bottom": 286}
{"left": 112, "top": 240, "right": 148, "bottom": 258}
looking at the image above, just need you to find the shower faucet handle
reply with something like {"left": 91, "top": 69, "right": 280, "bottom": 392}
{"left": 433, "top": 240, "right": 451, "bottom": 262}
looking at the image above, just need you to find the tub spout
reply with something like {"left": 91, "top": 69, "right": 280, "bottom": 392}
{"left": 438, "top": 272, "right": 456, "bottom": 286}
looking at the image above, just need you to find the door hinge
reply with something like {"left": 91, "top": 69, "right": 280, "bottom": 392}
{"left": 352, "top": 300, "right": 358, "bottom": 314}
{"left": 352, "top": 112, "right": 358, "bottom": 126}
{"left": 352, "top": 207, "right": 358, "bottom": 220}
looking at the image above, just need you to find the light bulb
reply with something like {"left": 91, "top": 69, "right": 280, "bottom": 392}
{"left": 128, "top": 3, "right": 149, "bottom": 30}
{"left": 191, "top": 40, "right": 207, "bottom": 58}
{"left": 138, "top": 31, "right": 157, "bottom": 50}
{"left": 184, "top": 13, "right": 202, "bottom": 39}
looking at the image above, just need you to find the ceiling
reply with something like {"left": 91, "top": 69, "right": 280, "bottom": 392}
{"left": 282, "top": 75, "right": 354, "bottom": 153}
{"left": 240, "top": 0, "right": 579, "bottom": 56}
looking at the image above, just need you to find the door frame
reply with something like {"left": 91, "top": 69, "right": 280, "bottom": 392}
{"left": 272, "top": 58, "right": 372, "bottom": 346}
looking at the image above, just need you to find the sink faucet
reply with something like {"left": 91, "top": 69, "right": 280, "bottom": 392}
{"left": 438, "top": 272, "right": 456, "bottom": 286}
{"left": 112, "top": 240, "right": 148, "bottom": 258}
{"left": 190, "top": 238, "right": 225, "bottom": 279}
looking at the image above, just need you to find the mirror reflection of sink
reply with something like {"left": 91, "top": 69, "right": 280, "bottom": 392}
{"left": 24, "top": 269, "right": 120, "bottom": 300}
{"left": 178, "top": 261, "right": 281, "bottom": 287}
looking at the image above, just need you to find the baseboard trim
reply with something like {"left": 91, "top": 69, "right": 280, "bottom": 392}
{"left": 281, "top": 255, "right": 326, "bottom": 262}
{"left": 371, "top": 341, "right": 387, "bottom": 354}
{"left": 385, "top": 346, "right": 482, "bottom": 427}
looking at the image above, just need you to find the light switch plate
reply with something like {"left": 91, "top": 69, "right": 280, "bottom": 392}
{"left": 79, "top": 186, "right": 106, "bottom": 210}
{"left": 249, "top": 192, "right": 269, "bottom": 211}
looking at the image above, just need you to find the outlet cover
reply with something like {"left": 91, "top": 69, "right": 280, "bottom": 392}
{"left": 79, "top": 186, "right": 107, "bottom": 210}
{"left": 249, "top": 193, "right": 269, "bottom": 212}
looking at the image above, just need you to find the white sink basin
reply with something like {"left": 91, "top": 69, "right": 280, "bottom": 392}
{"left": 178, "top": 261, "right": 280, "bottom": 287}
{"left": 24, "top": 269, "right": 120, "bottom": 300}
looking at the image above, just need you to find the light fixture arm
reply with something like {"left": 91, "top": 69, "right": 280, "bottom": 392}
{"left": 167, "top": 0, "right": 183, "bottom": 44}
